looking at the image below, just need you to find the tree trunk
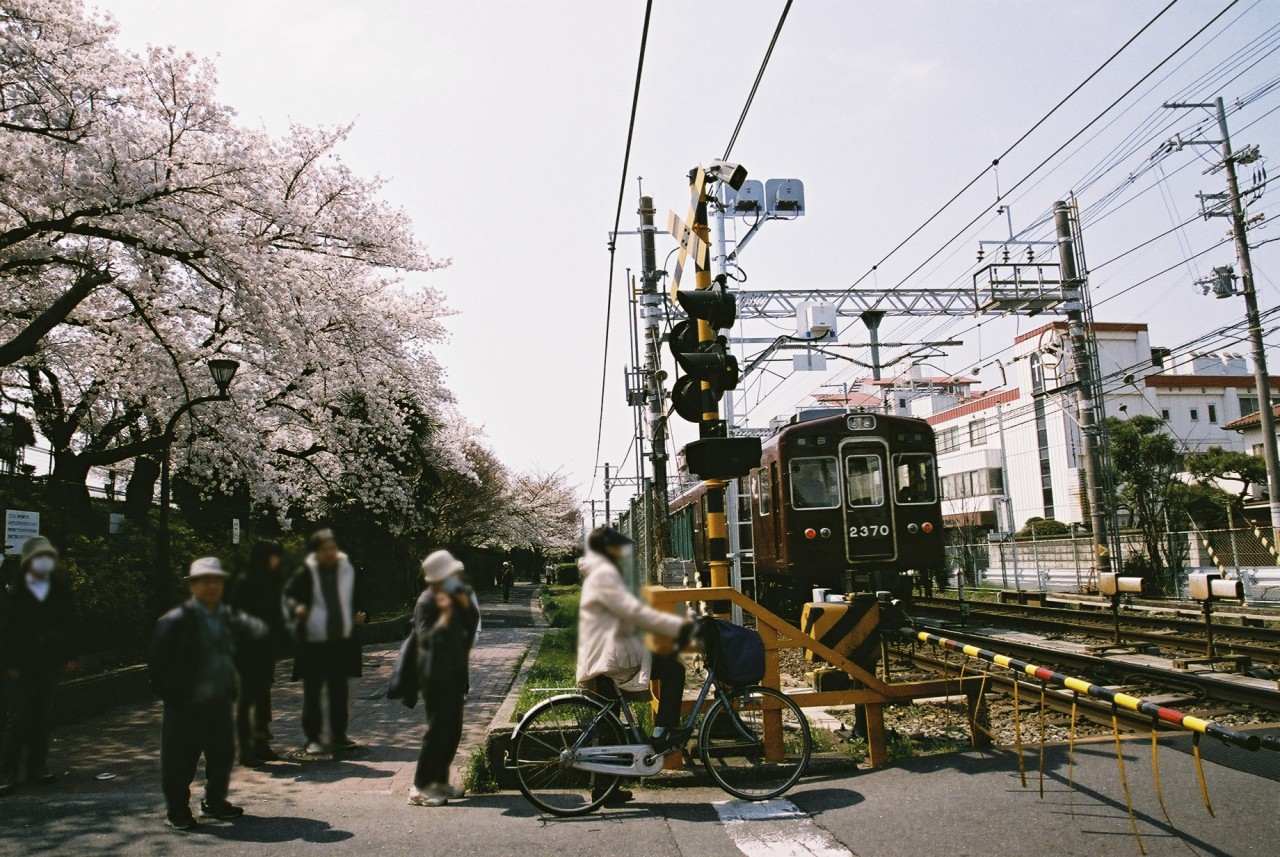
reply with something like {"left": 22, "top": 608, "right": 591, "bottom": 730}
{"left": 125, "top": 457, "right": 160, "bottom": 523}
{"left": 44, "top": 451, "right": 92, "bottom": 536}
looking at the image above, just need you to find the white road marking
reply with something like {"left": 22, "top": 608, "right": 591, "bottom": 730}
{"left": 713, "top": 798, "right": 853, "bottom": 857}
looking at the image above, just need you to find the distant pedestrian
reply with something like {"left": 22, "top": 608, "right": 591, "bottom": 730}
{"left": 149, "top": 557, "right": 265, "bottom": 830}
{"left": 408, "top": 550, "right": 480, "bottom": 807}
{"left": 0, "top": 537, "right": 76, "bottom": 797}
{"left": 283, "top": 529, "right": 366, "bottom": 756}
{"left": 500, "top": 561, "right": 514, "bottom": 603}
{"left": 544, "top": 564, "right": 554, "bottom": 587}
{"left": 228, "top": 539, "right": 287, "bottom": 766}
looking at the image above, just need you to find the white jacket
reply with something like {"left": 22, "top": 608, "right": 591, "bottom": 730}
{"left": 575, "top": 552, "right": 685, "bottom": 690}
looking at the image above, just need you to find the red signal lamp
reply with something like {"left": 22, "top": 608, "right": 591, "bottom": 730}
{"left": 922, "top": 522, "right": 934, "bottom": 534}
{"left": 804, "top": 528, "right": 817, "bottom": 539}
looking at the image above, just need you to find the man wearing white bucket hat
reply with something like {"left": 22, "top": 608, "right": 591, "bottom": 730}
{"left": 407, "top": 550, "right": 480, "bottom": 807}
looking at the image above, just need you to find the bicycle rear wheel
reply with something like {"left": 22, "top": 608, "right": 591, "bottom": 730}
{"left": 699, "top": 685, "right": 811, "bottom": 800}
{"left": 511, "top": 695, "right": 626, "bottom": 816}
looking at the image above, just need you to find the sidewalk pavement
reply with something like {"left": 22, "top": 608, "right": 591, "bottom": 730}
{"left": 0, "top": 582, "right": 542, "bottom": 856}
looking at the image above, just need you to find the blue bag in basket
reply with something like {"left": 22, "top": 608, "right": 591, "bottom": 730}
{"left": 708, "top": 619, "right": 765, "bottom": 685}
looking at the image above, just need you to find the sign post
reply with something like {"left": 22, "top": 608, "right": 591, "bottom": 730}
{"left": 4, "top": 509, "right": 40, "bottom": 554}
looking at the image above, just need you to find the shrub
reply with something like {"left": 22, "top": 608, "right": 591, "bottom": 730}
{"left": 461, "top": 746, "right": 499, "bottom": 794}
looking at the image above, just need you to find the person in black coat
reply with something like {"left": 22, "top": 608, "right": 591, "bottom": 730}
{"left": 407, "top": 550, "right": 480, "bottom": 807}
{"left": 149, "top": 557, "right": 265, "bottom": 830}
{"left": 0, "top": 537, "right": 76, "bottom": 797}
{"left": 228, "top": 540, "right": 286, "bottom": 766}
{"left": 281, "top": 530, "right": 366, "bottom": 755}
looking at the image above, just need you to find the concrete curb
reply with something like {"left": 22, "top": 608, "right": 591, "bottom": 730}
{"left": 483, "top": 586, "right": 552, "bottom": 788}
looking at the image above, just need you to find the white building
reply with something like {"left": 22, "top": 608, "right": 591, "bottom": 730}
{"left": 858, "top": 321, "right": 1278, "bottom": 532}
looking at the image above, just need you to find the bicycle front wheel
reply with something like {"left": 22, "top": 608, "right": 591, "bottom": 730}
{"left": 699, "top": 685, "right": 811, "bottom": 800}
{"left": 511, "top": 695, "right": 626, "bottom": 816}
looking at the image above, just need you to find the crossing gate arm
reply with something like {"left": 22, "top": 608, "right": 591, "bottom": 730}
{"left": 909, "top": 628, "right": 1262, "bottom": 752}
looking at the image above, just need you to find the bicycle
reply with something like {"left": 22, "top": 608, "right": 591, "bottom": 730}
{"left": 509, "top": 617, "right": 812, "bottom": 816}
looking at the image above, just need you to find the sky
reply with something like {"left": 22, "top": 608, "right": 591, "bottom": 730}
{"left": 95, "top": 0, "right": 1280, "bottom": 507}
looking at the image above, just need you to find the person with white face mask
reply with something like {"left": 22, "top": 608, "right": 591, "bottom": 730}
{"left": 575, "top": 527, "right": 693, "bottom": 806}
{"left": 0, "top": 536, "right": 77, "bottom": 797}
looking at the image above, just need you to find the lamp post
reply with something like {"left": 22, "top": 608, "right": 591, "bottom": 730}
{"left": 155, "top": 358, "right": 239, "bottom": 600}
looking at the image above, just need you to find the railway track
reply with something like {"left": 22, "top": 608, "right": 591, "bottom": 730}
{"left": 914, "top": 597, "right": 1280, "bottom": 664}
{"left": 902, "top": 622, "right": 1280, "bottom": 713}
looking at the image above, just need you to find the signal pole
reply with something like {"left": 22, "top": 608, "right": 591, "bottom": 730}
{"left": 691, "top": 170, "right": 732, "bottom": 614}
{"left": 639, "top": 195, "right": 672, "bottom": 582}
{"left": 1054, "top": 200, "right": 1113, "bottom": 583}
{"left": 1166, "top": 97, "right": 1280, "bottom": 530}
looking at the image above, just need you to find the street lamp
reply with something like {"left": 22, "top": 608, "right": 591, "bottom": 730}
{"left": 155, "top": 358, "right": 240, "bottom": 604}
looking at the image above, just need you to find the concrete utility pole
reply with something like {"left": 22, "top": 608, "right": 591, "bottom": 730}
{"left": 1165, "top": 97, "right": 1280, "bottom": 530}
{"left": 1216, "top": 98, "right": 1280, "bottom": 529}
{"left": 638, "top": 195, "right": 672, "bottom": 582}
{"left": 1054, "top": 200, "right": 1113, "bottom": 583}
{"left": 602, "top": 462, "right": 612, "bottom": 527}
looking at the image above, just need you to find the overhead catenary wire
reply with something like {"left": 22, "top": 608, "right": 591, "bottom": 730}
{"left": 590, "top": 0, "right": 654, "bottom": 500}
{"left": 722, "top": 0, "right": 795, "bottom": 162}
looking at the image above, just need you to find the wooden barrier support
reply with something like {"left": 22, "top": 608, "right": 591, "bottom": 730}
{"left": 646, "top": 585, "right": 981, "bottom": 767}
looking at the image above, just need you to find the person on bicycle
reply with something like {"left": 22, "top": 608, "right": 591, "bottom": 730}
{"left": 577, "top": 527, "right": 693, "bottom": 769}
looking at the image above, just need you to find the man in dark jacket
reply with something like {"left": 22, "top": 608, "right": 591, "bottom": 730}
{"left": 408, "top": 550, "right": 480, "bottom": 807}
{"left": 228, "top": 540, "right": 286, "bottom": 766}
{"left": 0, "top": 536, "right": 76, "bottom": 797}
{"left": 282, "top": 530, "right": 366, "bottom": 756}
{"left": 499, "top": 561, "right": 514, "bottom": 603}
{"left": 149, "top": 557, "right": 263, "bottom": 830}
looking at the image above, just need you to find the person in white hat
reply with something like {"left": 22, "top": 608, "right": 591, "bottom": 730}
{"left": 407, "top": 550, "right": 480, "bottom": 807}
{"left": 148, "top": 557, "right": 265, "bottom": 830}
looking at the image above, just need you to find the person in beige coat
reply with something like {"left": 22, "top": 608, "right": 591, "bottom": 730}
{"left": 576, "top": 527, "right": 692, "bottom": 767}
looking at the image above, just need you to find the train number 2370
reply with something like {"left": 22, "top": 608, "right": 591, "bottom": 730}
{"left": 849, "top": 524, "right": 891, "bottom": 538}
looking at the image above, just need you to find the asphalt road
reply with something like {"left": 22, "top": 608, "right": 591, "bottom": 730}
{"left": 1, "top": 582, "right": 1276, "bottom": 856}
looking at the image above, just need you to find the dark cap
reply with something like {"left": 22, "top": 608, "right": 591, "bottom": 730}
{"left": 587, "top": 526, "right": 633, "bottom": 555}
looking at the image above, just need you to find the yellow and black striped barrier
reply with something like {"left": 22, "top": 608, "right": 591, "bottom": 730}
{"left": 909, "top": 628, "right": 1261, "bottom": 751}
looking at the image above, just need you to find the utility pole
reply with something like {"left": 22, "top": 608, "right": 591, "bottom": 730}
{"left": 1054, "top": 200, "right": 1113, "bottom": 584}
{"left": 602, "top": 462, "right": 612, "bottom": 528}
{"left": 716, "top": 194, "right": 746, "bottom": 622}
{"left": 638, "top": 195, "right": 672, "bottom": 582}
{"left": 861, "top": 311, "right": 886, "bottom": 411}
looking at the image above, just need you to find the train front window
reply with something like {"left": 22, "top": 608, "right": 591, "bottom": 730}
{"left": 844, "top": 454, "right": 884, "bottom": 507}
{"left": 789, "top": 457, "right": 840, "bottom": 509}
{"left": 893, "top": 453, "right": 937, "bottom": 504}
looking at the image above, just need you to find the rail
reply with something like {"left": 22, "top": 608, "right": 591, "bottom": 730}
{"left": 910, "top": 628, "right": 1262, "bottom": 751}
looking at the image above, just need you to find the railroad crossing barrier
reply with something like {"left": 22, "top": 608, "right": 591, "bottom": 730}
{"left": 910, "top": 626, "right": 1272, "bottom": 856}
{"left": 646, "top": 586, "right": 983, "bottom": 767}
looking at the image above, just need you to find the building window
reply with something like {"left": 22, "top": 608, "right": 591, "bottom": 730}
{"left": 1208, "top": 404, "right": 1217, "bottom": 424}
{"left": 938, "top": 427, "right": 961, "bottom": 453}
{"left": 1241, "top": 396, "right": 1259, "bottom": 417}
{"left": 968, "top": 418, "right": 987, "bottom": 447}
{"left": 1190, "top": 408, "right": 1199, "bottom": 421}
{"left": 789, "top": 457, "right": 841, "bottom": 509}
{"left": 1161, "top": 409, "right": 1170, "bottom": 421}
{"left": 898, "top": 398, "right": 907, "bottom": 409}
{"left": 1254, "top": 444, "right": 1265, "bottom": 457}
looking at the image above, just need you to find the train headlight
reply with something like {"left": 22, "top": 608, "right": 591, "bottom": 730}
{"left": 804, "top": 528, "right": 817, "bottom": 539}
{"left": 845, "top": 414, "right": 877, "bottom": 431}
{"left": 819, "top": 527, "right": 832, "bottom": 538}
{"left": 907, "top": 523, "right": 918, "bottom": 534}
{"left": 922, "top": 522, "right": 934, "bottom": 534}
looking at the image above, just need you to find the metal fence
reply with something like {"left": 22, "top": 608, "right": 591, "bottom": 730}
{"left": 976, "top": 526, "right": 1280, "bottom": 602}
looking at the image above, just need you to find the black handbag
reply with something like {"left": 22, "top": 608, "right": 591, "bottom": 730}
{"left": 386, "top": 630, "right": 419, "bottom": 709}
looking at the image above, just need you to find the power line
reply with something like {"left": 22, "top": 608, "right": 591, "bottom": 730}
{"left": 723, "top": 0, "right": 795, "bottom": 161}
{"left": 591, "top": 0, "right": 654, "bottom": 498}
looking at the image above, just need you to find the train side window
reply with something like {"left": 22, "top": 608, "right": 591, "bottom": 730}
{"left": 757, "top": 471, "right": 772, "bottom": 515}
{"left": 844, "top": 454, "right": 884, "bottom": 507}
{"left": 789, "top": 456, "right": 840, "bottom": 509}
{"left": 893, "top": 453, "right": 937, "bottom": 504}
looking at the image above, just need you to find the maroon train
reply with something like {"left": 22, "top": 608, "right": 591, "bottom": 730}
{"left": 670, "top": 411, "right": 945, "bottom": 616}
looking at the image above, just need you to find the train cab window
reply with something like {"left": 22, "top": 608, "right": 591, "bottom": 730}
{"left": 893, "top": 453, "right": 937, "bottom": 504}
{"left": 789, "top": 457, "right": 840, "bottom": 509}
{"left": 757, "top": 471, "right": 772, "bottom": 515}
{"left": 844, "top": 455, "right": 884, "bottom": 507}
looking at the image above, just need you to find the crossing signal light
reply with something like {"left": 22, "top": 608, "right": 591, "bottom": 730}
{"left": 670, "top": 336, "right": 739, "bottom": 424}
{"left": 676, "top": 288, "right": 737, "bottom": 330}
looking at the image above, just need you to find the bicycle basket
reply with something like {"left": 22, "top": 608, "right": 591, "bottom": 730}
{"left": 703, "top": 619, "right": 765, "bottom": 686}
